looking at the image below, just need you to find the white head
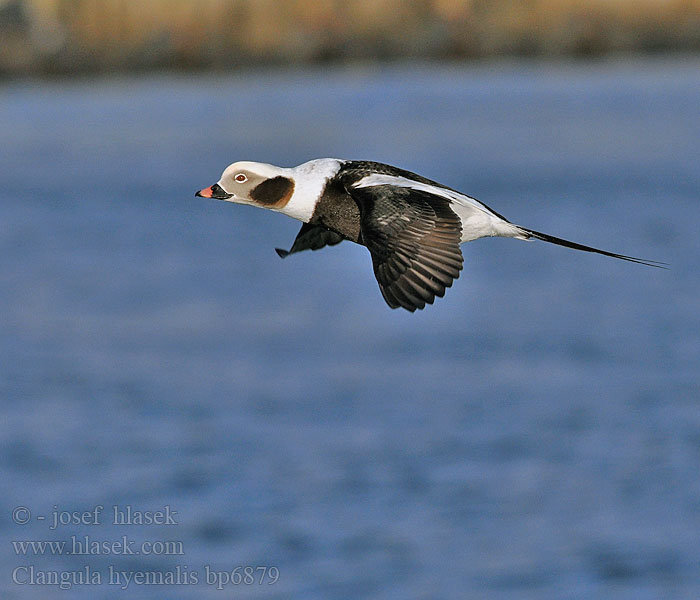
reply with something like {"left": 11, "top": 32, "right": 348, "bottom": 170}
{"left": 196, "top": 158, "right": 345, "bottom": 223}
{"left": 195, "top": 161, "right": 295, "bottom": 211}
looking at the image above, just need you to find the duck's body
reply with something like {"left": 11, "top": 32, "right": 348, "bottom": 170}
{"left": 196, "top": 159, "right": 663, "bottom": 312}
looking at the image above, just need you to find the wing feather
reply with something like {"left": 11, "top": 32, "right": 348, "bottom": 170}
{"left": 275, "top": 223, "right": 344, "bottom": 258}
{"left": 347, "top": 183, "right": 464, "bottom": 311}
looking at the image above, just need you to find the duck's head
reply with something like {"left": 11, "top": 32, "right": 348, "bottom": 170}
{"left": 196, "top": 161, "right": 295, "bottom": 210}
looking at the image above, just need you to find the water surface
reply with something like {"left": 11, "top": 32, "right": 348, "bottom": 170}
{"left": 1, "top": 58, "right": 699, "bottom": 599}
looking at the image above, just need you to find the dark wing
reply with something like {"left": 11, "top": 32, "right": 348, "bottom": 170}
{"left": 275, "top": 223, "right": 345, "bottom": 258}
{"left": 348, "top": 184, "right": 464, "bottom": 311}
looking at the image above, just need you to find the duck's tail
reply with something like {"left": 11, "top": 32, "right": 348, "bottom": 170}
{"left": 515, "top": 226, "right": 668, "bottom": 269}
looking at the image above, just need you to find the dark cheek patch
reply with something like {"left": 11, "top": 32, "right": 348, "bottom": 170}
{"left": 250, "top": 177, "right": 295, "bottom": 208}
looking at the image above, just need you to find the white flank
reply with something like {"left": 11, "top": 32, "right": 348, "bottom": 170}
{"left": 353, "top": 173, "right": 498, "bottom": 216}
{"left": 352, "top": 173, "right": 525, "bottom": 242}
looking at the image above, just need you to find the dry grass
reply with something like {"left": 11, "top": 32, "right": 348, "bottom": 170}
{"left": 1, "top": 0, "right": 699, "bottom": 75}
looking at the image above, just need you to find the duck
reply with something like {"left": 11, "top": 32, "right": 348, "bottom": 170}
{"left": 195, "top": 158, "right": 664, "bottom": 312}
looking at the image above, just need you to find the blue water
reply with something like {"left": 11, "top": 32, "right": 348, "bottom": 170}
{"left": 1, "top": 57, "right": 699, "bottom": 599}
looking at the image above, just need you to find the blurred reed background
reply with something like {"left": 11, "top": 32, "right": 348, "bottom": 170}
{"left": 2, "top": 0, "right": 700, "bottom": 76}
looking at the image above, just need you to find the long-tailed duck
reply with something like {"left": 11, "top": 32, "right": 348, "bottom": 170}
{"left": 196, "top": 159, "right": 665, "bottom": 312}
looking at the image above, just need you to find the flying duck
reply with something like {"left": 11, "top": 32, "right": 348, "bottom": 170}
{"left": 195, "top": 159, "right": 664, "bottom": 312}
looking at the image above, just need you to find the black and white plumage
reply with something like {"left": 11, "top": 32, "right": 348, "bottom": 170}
{"left": 195, "top": 159, "right": 664, "bottom": 312}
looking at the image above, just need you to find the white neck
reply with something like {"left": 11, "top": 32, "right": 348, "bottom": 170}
{"left": 280, "top": 158, "right": 343, "bottom": 222}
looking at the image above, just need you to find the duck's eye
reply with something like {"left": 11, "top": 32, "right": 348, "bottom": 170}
{"left": 234, "top": 173, "right": 247, "bottom": 183}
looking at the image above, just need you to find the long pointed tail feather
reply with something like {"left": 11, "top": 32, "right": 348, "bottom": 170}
{"left": 517, "top": 227, "right": 668, "bottom": 269}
